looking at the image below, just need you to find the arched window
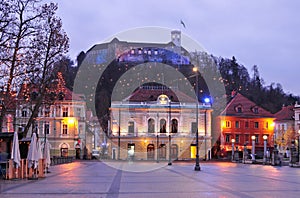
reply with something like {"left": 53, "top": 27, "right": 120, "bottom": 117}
{"left": 61, "top": 143, "right": 68, "bottom": 157}
{"left": 148, "top": 118, "right": 155, "bottom": 133}
{"left": 171, "top": 119, "right": 178, "bottom": 133}
{"left": 160, "top": 119, "right": 166, "bottom": 133}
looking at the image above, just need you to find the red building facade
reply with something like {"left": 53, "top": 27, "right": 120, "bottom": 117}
{"left": 219, "top": 93, "right": 275, "bottom": 157}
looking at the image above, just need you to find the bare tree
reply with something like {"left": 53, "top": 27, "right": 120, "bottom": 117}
{"left": 0, "top": 0, "right": 69, "bottom": 135}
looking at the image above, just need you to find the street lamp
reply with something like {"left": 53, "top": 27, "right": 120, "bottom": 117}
{"left": 251, "top": 135, "right": 256, "bottom": 161}
{"left": 231, "top": 139, "right": 235, "bottom": 161}
{"left": 193, "top": 67, "right": 200, "bottom": 171}
{"left": 156, "top": 134, "right": 159, "bottom": 163}
{"left": 298, "top": 130, "right": 300, "bottom": 164}
{"left": 263, "top": 135, "right": 268, "bottom": 164}
{"left": 168, "top": 100, "right": 172, "bottom": 166}
{"left": 118, "top": 107, "right": 121, "bottom": 160}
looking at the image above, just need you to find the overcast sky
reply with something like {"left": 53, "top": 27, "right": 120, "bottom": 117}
{"left": 51, "top": 0, "right": 300, "bottom": 96}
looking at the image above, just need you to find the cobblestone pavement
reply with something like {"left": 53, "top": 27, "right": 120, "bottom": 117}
{"left": 1, "top": 160, "right": 300, "bottom": 198}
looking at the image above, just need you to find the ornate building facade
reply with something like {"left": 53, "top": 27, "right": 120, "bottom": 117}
{"left": 107, "top": 85, "right": 212, "bottom": 161}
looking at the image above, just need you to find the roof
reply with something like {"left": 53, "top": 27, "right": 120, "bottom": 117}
{"left": 126, "top": 86, "right": 196, "bottom": 103}
{"left": 274, "top": 105, "right": 294, "bottom": 121}
{"left": 220, "top": 93, "right": 274, "bottom": 118}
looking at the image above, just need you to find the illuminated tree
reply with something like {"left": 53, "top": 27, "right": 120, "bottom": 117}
{"left": 0, "top": 0, "right": 69, "bottom": 135}
{"left": 276, "top": 127, "right": 295, "bottom": 152}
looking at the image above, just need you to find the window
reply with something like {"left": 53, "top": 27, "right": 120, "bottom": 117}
{"left": 225, "top": 121, "right": 231, "bottom": 128}
{"left": 76, "top": 108, "right": 81, "bottom": 117}
{"left": 44, "top": 122, "right": 50, "bottom": 135}
{"left": 191, "top": 122, "right": 197, "bottom": 134}
{"left": 254, "top": 107, "right": 259, "bottom": 114}
{"left": 225, "top": 134, "right": 230, "bottom": 143}
{"left": 254, "top": 122, "right": 259, "bottom": 129}
{"left": 44, "top": 106, "right": 50, "bottom": 117}
{"left": 237, "top": 107, "right": 242, "bottom": 113}
{"left": 62, "top": 107, "right": 68, "bottom": 117}
{"left": 160, "top": 119, "right": 166, "bottom": 133}
{"left": 128, "top": 121, "right": 134, "bottom": 134}
{"left": 235, "top": 134, "right": 240, "bottom": 143}
{"left": 62, "top": 124, "right": 68, "bottom": 135}
{"left": 265, "top": 122, "right": 269, "bottom": 129}
{"left": 22, "top": 109, "right": 27, "bottom": 117}
{"left": 148, "top": 118, "right": 155, "bottom": 133}
{"left": 235, "top": 121, "right": 240, "bottom": 128}
{"left": 245, "top": 134, "right": 249, "bottom": 144}
{"left": 171, "top": 119, "right": 178, "bottom": 133}
{"left": 245, "top": 121, "right": 249, "bottom": 128}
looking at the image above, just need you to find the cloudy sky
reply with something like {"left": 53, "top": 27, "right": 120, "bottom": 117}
{"left": 52, "top": 0, "right": 300, "bottom": 95}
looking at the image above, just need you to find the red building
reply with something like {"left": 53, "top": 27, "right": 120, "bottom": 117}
{"left": 218, "top": 93, "right": 275, "bottom": 158}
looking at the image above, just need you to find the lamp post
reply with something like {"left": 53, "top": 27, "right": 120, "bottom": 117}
{"left": 243, "top": 142, "right": 248, "bottom": 164}
{"left": 298, "top": 130, "right": 300, "bottom": 164}
{"left": 156, "top": 134, "right": 159, "bottom": 163}
{"left": 118, "top": 107, "right": 121, "bottom": 160}
{"left": 231, "top": 139, "right": 235, "bottom": 161}
{"left": 168, "top": 100, "right": 172, "bottom": 166}
{"left": 193, "top": 67, "right": 200, "bottom": 171}
{"left": 263, "top": 135, "right": 267, "bottom": 164}
{"left": 251, "top": 135, "right": 256, "bottom": 161}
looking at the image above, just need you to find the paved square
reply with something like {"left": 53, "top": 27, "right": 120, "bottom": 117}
{"left": 1, "top": 161, "right": 300, "bottom": 197}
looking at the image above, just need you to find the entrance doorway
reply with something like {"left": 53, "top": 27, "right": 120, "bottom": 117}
{"left": 147, "top": 144, "right": 155, "bottom": 160}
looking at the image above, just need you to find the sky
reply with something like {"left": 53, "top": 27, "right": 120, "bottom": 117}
{"left": 51, "top": 0, "right": 300, "bottom": 96}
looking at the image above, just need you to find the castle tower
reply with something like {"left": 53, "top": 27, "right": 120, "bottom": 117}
{"left": 171, "top": 30, "right": 181, "bottom": 47}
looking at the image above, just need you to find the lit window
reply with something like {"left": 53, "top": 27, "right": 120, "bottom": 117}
{"left": 226, "top": 121, "right": 231, "bottom": 128}
{"left": 131, "top": 49, "right": 135, "bottom": 54}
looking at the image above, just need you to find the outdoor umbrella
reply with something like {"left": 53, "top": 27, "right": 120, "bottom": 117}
{"left": 11, "top": 131, "right": 21, "bottom": 168}
{"left": 43, "top": 140, "right": 51, "bottom": 172}
{"left": 27, "top": 133, "right": 39, "bottom": 169}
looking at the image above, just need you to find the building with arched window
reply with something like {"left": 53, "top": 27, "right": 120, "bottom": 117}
{"left": 108, "top": 85, "right": 212, "bottom": 161}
